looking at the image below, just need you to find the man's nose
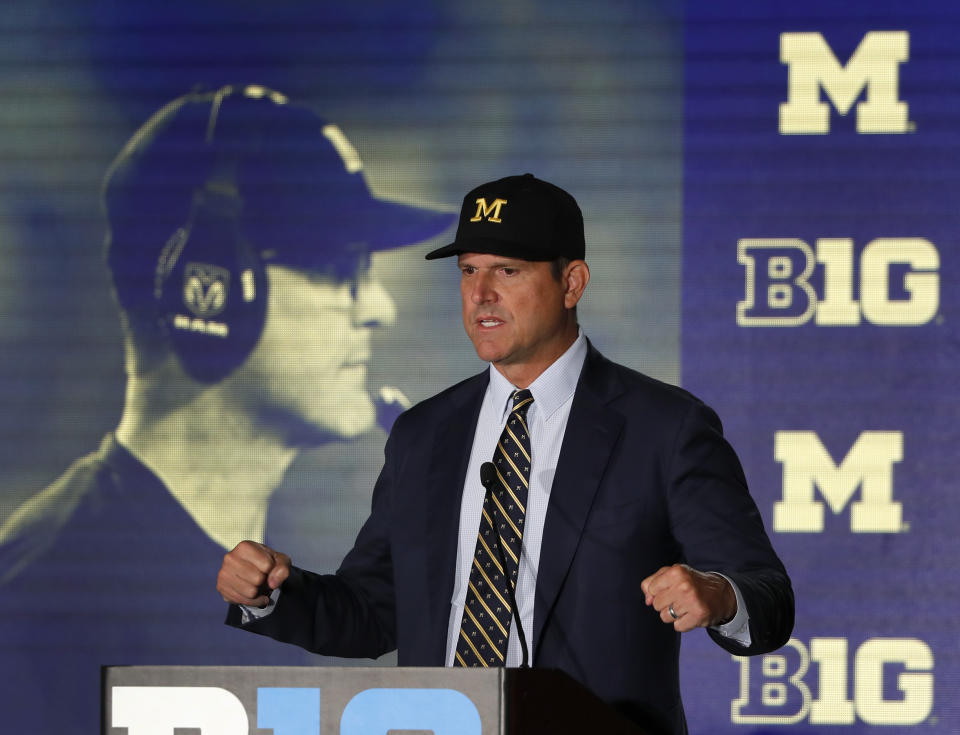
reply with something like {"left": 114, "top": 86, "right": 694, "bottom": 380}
{"left": 353, "top": 272, "right": 397, "bottom": 328}
{"left": 471, "top": 271, "right": 497, "bottom": 305}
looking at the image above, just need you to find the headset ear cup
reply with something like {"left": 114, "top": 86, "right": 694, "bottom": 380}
{"left": 156, "top": 192, "right": 268, "bottom": 383}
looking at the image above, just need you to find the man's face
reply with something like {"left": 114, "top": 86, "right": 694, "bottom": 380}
{"left": 240, "top": 260, "right": 396, "bottom": 444}
{"left": 459, "top": 252, "right": 576, "bottom": 385}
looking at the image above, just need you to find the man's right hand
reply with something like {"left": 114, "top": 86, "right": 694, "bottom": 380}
{"left": 217, "top": 540, "right": 291, "bottom": 608}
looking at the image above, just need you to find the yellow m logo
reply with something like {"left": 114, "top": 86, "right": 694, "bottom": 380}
{"left": 780, "top": 31, "right": 910, "bottom": 134}
{"left": 470, "top": 197, "right": 508, "bottom": 223}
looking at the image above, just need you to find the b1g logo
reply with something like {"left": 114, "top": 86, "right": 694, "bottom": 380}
{"left": 111, "top": 686, "right": 481, "bottom": 734}
{"left": 737, "top": 238, "right": 940, "bottom": 327}
{"left": 774, "top": 431, "right": 904, "bottom": 533}
{"left": 780, "top": 31, "right": 910, "bottom": 134}
{"left": 732, "top": 637, "right": 934, "bottom": 726}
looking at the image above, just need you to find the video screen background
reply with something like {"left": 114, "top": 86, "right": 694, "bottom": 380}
{"left": 3, "top": 1, "right": 956, "bottom": 733}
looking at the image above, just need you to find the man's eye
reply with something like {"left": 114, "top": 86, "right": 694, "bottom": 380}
{"left": 501, "top": 268, "right": 517, "bottom": 276}
{"left": 308, "top": 253, "right": 370, "bottom": 285}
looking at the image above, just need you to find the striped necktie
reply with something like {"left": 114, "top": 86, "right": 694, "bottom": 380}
{"left": 455, "top": 389, "right": 534, "bottom": 667}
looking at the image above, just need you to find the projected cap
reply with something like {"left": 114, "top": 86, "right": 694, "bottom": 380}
{"left": 103, "top": 85, "right": 456, "bottom": 297}
{"left": 237, "top": 91, "right": 457, "bottom": 269}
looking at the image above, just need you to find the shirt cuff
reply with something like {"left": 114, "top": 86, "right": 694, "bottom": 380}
{"left": 238, "top": 587, "right": 281, "bottom": 624}
{"left": 709, "top": 573, "right": 752, "bottom": 647}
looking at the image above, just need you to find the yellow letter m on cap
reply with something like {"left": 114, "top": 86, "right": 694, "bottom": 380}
{"left": 470, "top": 197, "right": 508, "bottom": 223}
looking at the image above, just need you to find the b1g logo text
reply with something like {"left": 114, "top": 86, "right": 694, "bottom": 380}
{"left": 774, "top": 430, "right": 905, "bottom": 533}
{"left": 780, "top": 31, "right": 910, "bottom": 134}
{"left": 111, "top": 687, "right": 480, "bottom": 735}
{"left": 732, "top": 637, "right": 934, "bottom": 726}
{"left": 737, "top": 238, "right": 939, "bottom": 327}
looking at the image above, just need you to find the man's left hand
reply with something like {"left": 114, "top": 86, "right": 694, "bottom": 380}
{"left": 641, "top": 564, "right": 737, "bottom": 632}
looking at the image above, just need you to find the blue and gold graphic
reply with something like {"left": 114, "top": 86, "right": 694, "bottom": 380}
{"left": 0, "top": 0, "right": 956, "bottom": 732}
{"left": 683, "top": 2, "right": 959, "bottom": 732}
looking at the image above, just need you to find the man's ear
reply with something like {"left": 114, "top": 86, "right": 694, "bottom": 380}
{"left": 563, "top": 260, "right": 590, "bottom": 309}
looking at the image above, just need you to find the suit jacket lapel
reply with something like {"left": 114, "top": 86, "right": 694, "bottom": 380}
{"left": 422, "top": 371, "right": 488, "bottom": 661}
{"left": 533, "top": 344, "right": 625, "bottom": 652}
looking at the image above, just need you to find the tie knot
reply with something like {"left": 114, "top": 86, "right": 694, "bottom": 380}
{"left": 511, "top": 389, "right": 534, "bottom": 416}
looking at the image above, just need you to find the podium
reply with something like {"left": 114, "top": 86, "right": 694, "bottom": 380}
{"left": 103, "top": 666, "right": 648, "bottom": 734}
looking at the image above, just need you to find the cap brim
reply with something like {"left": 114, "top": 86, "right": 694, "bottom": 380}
{"left": 360, "top": 197, "right": 457, "bottom": 252}
{"left": 423, "top": 241, "right": 462, "bottom": 259}
{"left": 425, "top": 237, "right": 551, "bottom": 261}
{"left": 257, "top": 196, "right": 456, "bottom": 271}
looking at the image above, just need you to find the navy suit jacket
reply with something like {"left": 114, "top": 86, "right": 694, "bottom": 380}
{"left": 231, "top": 344, "right": 794, "bottom": 734}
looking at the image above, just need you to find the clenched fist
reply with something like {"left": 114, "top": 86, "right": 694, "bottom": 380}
{"left": 640, "top": 564, "right": 737, "bottom": 633}
{"left": 217, "top": 540, "right": 292, "bottom": 608}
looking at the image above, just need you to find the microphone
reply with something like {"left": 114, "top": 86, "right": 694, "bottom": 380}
{"left": 480, "top": 461, "right": 530, "bottom": 668}
{"left": 374, "top": 385, "right": 411, "bottom": 432}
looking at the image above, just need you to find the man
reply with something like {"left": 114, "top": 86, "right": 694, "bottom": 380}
{"left": 218, "top": 174, "right": 794, "bottom": 735}
{"left": 0, "top": 85, "right": 454, "bottom": 734}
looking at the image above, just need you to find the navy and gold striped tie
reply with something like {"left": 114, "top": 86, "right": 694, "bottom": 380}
{"left": 455, "top": 389, "right": 534, "bottom": 667}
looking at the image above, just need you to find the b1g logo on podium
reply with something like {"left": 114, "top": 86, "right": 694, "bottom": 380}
{"left": 737, "top": 238, "right": 940, "bottom": 327}
{"left": 731, "top": 637, "right": 934, "bottom": 726}
{"left": 110, "top": 687, "right": 481, "bottom": 735}
{"left": 780, "top": 31, "right": 911, "bottom": 134}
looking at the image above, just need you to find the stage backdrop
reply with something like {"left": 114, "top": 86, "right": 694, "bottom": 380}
{"left": 681, "top": 2, "right": 959, "bottom": 733}
{"left": 0, "top": 1, "right": 955, "bottom": 733}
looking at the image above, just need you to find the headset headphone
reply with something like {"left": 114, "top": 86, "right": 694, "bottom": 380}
{"left": 153, "top": 86, "right": 272, "bottom": 383}
{"left": 109, "top": 82, "right": 453, "bottom": 421}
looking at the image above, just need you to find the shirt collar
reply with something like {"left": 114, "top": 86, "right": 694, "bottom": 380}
{"left": 488, "top": 328, "right": 588, "bottom": 421}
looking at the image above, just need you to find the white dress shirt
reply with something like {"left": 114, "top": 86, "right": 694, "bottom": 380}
{"left": 444, "top": 330, "right": 590, "bottom": 666}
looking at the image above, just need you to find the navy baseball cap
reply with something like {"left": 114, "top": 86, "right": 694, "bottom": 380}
{"left": 425, "top": 173, "right": 584, "bottom": 261}
{"left": 104, "top": 85, "right": 455, "bottom": 311}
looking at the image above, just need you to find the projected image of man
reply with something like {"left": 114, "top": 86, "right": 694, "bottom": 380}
{"left": 0, "top": 84, "right": 454, "bottom": 733}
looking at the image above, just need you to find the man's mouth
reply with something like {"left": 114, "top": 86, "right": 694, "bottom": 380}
{"left": 477, "top": 317, "right": 504, "bottom": 328}
{"left": 343, "top": 350, "right": 370, "bottom": 367}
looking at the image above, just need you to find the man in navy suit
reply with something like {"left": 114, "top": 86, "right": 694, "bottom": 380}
{"left": 218, "top": 174, "right": 794, "bottom": 735}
